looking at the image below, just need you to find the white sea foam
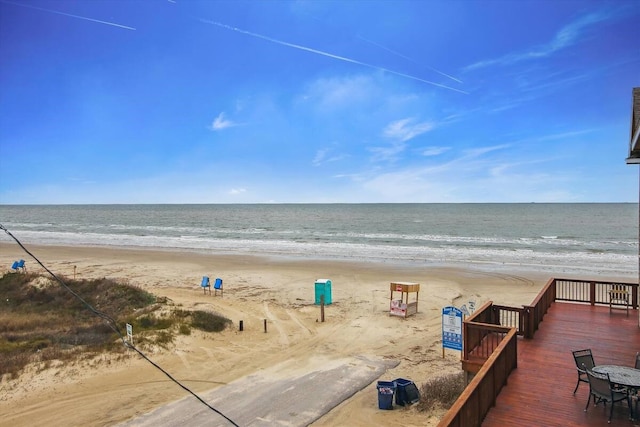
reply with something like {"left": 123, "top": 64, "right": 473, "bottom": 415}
{"left": 1, "top": 203, "right": 636, "bottom": 279}
{"left": 1, "top": 229, "right": 635, "bottom": 279}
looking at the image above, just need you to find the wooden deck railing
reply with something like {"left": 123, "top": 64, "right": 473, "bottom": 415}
{"left": 523, "top": 278, "right": 638, "bottom": 338}
{"left": 522, "top": 277, "right": 556, "bottom": 339}
{"left": 554, "top": 278, "right": 638, "bottom": 308}
{"left": 438, "top": 277, "right": 638, "bottom": 427}
{"left": 438, "top": 326, "right": 517, "bottom": 427}
{"left": 493, "top": 304, "right": 525, "bottom": 335}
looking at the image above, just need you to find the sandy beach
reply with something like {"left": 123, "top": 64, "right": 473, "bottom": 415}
{"left": 0, "top": 243, "right": 614, "bottom": 426}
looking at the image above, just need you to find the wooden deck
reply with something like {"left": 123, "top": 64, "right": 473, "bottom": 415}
{"left": 483, "top": 303, "right": 640, "bottom": 427}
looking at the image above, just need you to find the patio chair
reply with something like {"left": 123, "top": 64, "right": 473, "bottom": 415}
{"left": 201, "top": 276, "right": 211, "bottom": 295}
{"left": 608, "top": 284, "right": 629, "bottom": 316}
{"left": 584, "top": 368, "right": 631, "bottom": 423}
{"left": 572, "top": 349, "right": 596, "bottom": 394}
{"left": 213, "top": 278, "right": 223, "bottom": 296}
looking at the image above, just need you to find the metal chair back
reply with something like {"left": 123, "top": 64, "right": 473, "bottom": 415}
{"left": 585, "top": 367, "right": 631, "bottom": 422}
{"left": 573, "top": 349, "right": 595, "bottom": 372}
{"left": 586, "top": 369, "right": 610, "bottom": 400}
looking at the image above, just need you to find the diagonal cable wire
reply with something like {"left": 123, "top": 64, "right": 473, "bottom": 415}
{"left": 0, "top": 223, "right": 239, "bottom": 427}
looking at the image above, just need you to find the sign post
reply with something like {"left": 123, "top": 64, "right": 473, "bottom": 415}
{"left": 442, "top": 306, "right": 463, "bottom": 358}
{"left": 460, "top": 304, "right": 470, "bottom": 318}
{"left": 126, "top": 323, "right": 133, "bottom": 346}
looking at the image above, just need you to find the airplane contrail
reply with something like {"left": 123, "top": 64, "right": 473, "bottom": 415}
{"left": 201, "top": 19, "right": 467, "bottom": 95}
{"left": 1, "top": 0, "right": 136, "bottom": 31}
{"left": 356, "top": 35, "right": 463, "bottom": 84}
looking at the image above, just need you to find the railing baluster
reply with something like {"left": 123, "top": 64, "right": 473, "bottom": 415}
{"left": 552, "top": 279, "right": 637, "bottom": 308}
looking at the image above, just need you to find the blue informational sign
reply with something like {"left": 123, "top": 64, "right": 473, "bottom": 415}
{"left": 442, "top": 306, "right": 463, "bottom": 351}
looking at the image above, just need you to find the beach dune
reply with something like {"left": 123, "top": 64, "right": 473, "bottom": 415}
{"left": 1, "top": 244, "right": 558, "bottom": 426}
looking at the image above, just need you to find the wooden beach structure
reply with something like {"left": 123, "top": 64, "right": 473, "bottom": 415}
{"left": 389, "top": 282, "right": 420, "bottom": 318}
{"left": 438, "top": 278, "right": 639, "bottom": 426}
{"left": 437, "top": 88, "right": 640, "bottom": 426}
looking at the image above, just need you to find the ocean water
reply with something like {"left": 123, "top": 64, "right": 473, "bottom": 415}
{"left": 0, "top": 203, "right": 637, "bottom": 277}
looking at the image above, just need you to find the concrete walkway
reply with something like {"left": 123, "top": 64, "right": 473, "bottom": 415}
{"left": 119, "top": 356, "right": 398, "bottom": 427}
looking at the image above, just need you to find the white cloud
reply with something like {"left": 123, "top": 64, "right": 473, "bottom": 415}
{"left": 313, "top": 149, "right": 328, "bottom": 165}
{"left": 462, "top": 144, "right": 510, "bottom": 158}
{"left": 368, "top": 118, "right": 437, "bottom": 162}
{"left": 465, "top": 10, "right": 611, "bottom": 71}
{"left": 210, "top": 112, "right": 236, "bottom": 130}
{"left": 383, "top": 118, "right": 435, "bottom": 142}
{"left": 312, "top": 146, "right": 349, "bottom": 166}
{"left": 302, "top": 75, "right": 376, "bottom": 111}
{"left": 359, "top": 144, "right": 516, "bottom": 199}
{"left": 535, "top": 129, "right": 596, "bottom": 141}
{"left": 229, "top": 188, "right": 247, "bottom": 195}
{"left": 368, "top": 141, "right": 407, "bottom": 163}
{"left": 420, "top": 146, "right": 451, "bottom": 157}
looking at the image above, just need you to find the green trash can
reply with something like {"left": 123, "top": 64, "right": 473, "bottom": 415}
{"left": 315, "top": 279, "right": 332, "bottom": 305}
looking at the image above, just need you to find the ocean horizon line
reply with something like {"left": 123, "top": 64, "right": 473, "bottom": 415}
{"left": 0, "top": 201, "right": 637, "bottom": 207}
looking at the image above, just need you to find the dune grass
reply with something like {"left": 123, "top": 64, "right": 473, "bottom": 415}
{"left": 0, "top": 271, "right": 231, "bottom": 380}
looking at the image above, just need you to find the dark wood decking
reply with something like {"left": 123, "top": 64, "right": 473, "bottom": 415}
{"left": 483, "top": 303, "right": 640, "bottom": 427}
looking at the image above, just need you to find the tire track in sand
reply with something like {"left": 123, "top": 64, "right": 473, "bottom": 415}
{"left": 286, "top": 309, "right": 313, "bottom": 336}
{"left": 263, "top": 301, "right": 289, "bottom": 346}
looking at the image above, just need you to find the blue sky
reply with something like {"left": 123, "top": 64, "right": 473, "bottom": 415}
{"left": 0, "top": 0, "right": 638, "bottom": 204}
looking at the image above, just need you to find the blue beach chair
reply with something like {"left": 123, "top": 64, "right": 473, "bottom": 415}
{"left": 201, "top": 276, "right": 211, "bottom": 295}
{"left": 214, "top": 278, "right": 223, "bottom": 296}
{"left": 11, "top": 259, "right": 25, "bottom": 272}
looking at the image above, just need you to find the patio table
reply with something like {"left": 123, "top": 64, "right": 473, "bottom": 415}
{"left": 593, "top": 365, "right": 640, "bottom": 390}
{"left": 593, "top": 365, "right": 640, "bottom": 420}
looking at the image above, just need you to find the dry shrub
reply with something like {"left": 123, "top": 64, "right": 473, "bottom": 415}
{"left": 190, "top": 310, "right": 231, "bottom": 332}
{"left": 416, "top": 371, "right": 466, "bottom": 412}
{"left": 0, "top": 312, "right": 60, "bottom": 333}
{"left": 1, "top": 351, "right": 30, "bottom": 379}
